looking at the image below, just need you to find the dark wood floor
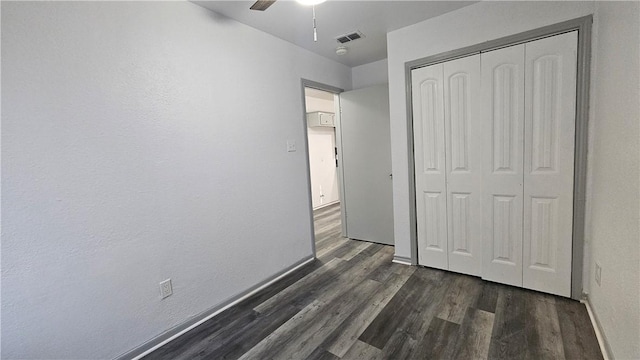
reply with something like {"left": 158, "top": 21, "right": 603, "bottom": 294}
{"left": 144, "top": 203, "right": 603, "bottom": 360}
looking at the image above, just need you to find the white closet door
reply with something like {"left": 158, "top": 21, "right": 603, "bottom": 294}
{"left": 481, "top": 44, "right": 526, "bottom": 287}
{"left": 443, "top": 55, "right": 482, "bottom": 276}
{"left": 412, "top": 64, "right": 448, "bottom": 270}
{"left": 523, "top": 31, "right": 577, "bottom": 297}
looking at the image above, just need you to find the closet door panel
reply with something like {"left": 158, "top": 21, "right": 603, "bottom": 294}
{"left": 523, "top": 31, "right": 577, "bottom": 297}
{"left": 412, "top": 64, "right": 448, "bottom": 270}
{"left": 444, "top": 55, "right": 482, "bottom": 276}
{"left": 481, "top": 45, "right": 525, "bottom": 287}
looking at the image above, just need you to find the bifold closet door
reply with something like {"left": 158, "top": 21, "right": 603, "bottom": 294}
{"left": 412, "top": 55, "right": 482, "bottom": 275}
{"left": 412, "top": 63, "right": 448, "bottom": 270}
{"left": 480, "top": 32, "right": 577, "bottom": 295}
{"left": 481, "top": 44, "right": 526, "bottom": 287}
{"left": 443, "top": 55, "right": 482, "bottom": 276}
{"left": 523, "top": 31, "right": 577, "bottom": 297}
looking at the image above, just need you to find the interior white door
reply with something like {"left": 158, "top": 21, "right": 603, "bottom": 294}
{"left": 481, "top": 44, "right": 526, "bottom": 287}
{"left": 412, "top": 64, "right": 448, "bottom": 269}
{"left": 522, "top": 31, "right": 577, "bottom": 297}
{"left": 443, "top": 55, "right": 483, "bottom": 276}
{"left": 339, "top": 85, "right": 394, "bottom": 245}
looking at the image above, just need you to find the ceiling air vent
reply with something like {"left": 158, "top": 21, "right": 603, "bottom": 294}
{"left": 336, "top": 31, "right": 365, "bottom": 44}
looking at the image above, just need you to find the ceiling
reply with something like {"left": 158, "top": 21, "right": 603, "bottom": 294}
{"left": 193, "top": 1, "right": 476, "bottom": 67}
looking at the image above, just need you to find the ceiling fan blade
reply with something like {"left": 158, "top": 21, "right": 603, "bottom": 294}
{"left": 250, "top": 0, "right": 276, "bottom": 11}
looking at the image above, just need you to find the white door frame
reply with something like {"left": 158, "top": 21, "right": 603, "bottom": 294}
{"left": 403, "top": 16, "right": 592, "bottom": 300}
{"left": 300, "top": 79, "right": 344, "bottom": 258}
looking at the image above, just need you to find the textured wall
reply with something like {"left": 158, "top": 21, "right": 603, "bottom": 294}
{"left": 352, "top": 59, "right": 389, "bottom": 90}
{"left": 1, "top": 2, "right": 351, "bottom": 358}
{"left": 587, "top": 2, "right": 640, "bottom": 358}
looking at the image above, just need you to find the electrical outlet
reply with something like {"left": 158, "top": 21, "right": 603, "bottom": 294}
{"left": 160, "top": 279, "right": 173, "bottom": 299}
{"left": 595, "top": 263, "right": 602, "bottom": 286}
{"left": 287, "top": 140, "right": 297, "bottom": 152}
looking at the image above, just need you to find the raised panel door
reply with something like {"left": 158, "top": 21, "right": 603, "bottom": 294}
{"left": 523, "top": 31, "right": 577, "bottom": 297}
{"left": 412, "top": 64, "right": 448, "bottom": 269}
{"left": 443, "top": 55, "right": 482, "bottom": 276}
{"left": 481, "top": 44, "right": 525, "bottom": 287}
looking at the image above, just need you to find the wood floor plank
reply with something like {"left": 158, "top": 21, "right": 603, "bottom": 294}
{"left": 322, "top": 240, "right": 361, "bottom": 261}
{"left": 253, "top": 257, "right": 347, "bottom": 314}
{"left": 378, "top": 329, "right": 416, "bottom": 359}
{"left": 237, "top": 300, "right": 326, "bottom": 360}
{"left": 277, "top": 279, "right": 384, "bottom": 360}
{"left": 451, "top": 307, "right": 495, "bottom": 359}
{"left": 555, "top": 298, "right": 603, "bottom": 360}
{"left": 359, "top": 268, "right": 448, "bottom": 350}
{"left": 322, "top": 271, "right": 414, "bottom": 357}
{"left": 525, "top": 292, "right": 566, "bottom": 360}
{"left": 412, "top": 317, "right": 460, "bottom": 359}
{"left": 316, "top": 236, "right": 350, "bottom": 258}
{"left": 487, "top": 287, "right": 528, "bottom": 359}
{"left": 306, "top": 347, "right": 341, "bottom": 360}
{"left": 239, "top": 279, "right": 381, "bottom": 360}
{"left": 358, "top": 272, "right": 428, "bottom": 349}
{"left": 378, "top": 272, "right": 453, "bottom": 358}
{"left": 315, "top": 228, "right": 343, "bottom": 249}
{"left": 337, "top": 240, "right": 373, "bottom": 261}
{"left": 435, "top": 274, "right": 483, "bottom": 324}
{"left": 255, "top": 249, "right": 380, "bottom": 318}
{"left": 192, "top": 304, "right": 304, "bottom": 359}
{"left": 474, "top": 281, "right": 500, "bottom": 314}
{"left": 367, "top": 256, "right": 414, "bottom": 283}
{"left": 342, "top": 340, "right": 382, "bottom": 360}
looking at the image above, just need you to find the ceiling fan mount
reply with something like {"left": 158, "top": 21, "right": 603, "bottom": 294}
{"left": 250, "top": 0, "right": 327, "bottom": 42}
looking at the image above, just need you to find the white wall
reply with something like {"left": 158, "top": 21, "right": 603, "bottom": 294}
{"left": 387, "top": 1, "right": 639, "bottom": 358}
{"left": 587, "top": 2, "right": 640, "bottom": 358}
{"left": 0, "top": 2, "right": 351, "bottom": 359}
{"left": 305, "top": 96, "right": 340, "bottom": 208}
{"left": 352, "top": 58, "right": 389, "bottom": 89}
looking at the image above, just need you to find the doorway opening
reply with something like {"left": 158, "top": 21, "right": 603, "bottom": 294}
{"left": 305, "top": 87, "right": 340, "bottom": 211}
{"left": 303, "top": 85, "right": 346, "bottom": 257}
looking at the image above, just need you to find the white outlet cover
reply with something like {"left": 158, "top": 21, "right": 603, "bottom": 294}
{"left": 160, "top": 279, "right": 173, "bottom": 299}
{"left": 287, "top": 140, "right": 296, "bottom": 152}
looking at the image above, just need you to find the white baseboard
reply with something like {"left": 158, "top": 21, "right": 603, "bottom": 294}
{"left": 392, "top": 255, "right": 412, "bottom": 265}
{"left": 118, "top": 255, "right": 316, "bottom": 360}
{"left": 313, "top": 201, "right": 340, "bottom": 210}
{"left": 581, "top": 296, "right": 613, "bottom": 360}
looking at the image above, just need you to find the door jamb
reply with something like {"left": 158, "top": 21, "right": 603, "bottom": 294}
{"left": 300, "top": 79, "right": 344, "bottom": 259}
{"left": 404, "top": 15, "right": 592, "bottom": 300}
